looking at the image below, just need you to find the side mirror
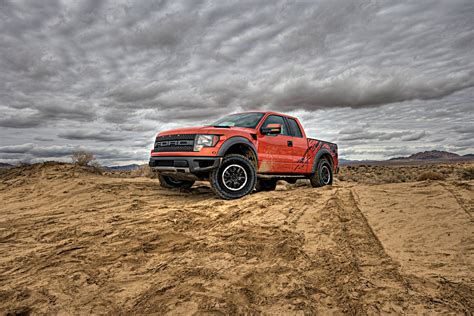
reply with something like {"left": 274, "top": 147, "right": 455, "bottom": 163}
{"left": 261, "top": 123, "right": 282, "bottom": 135}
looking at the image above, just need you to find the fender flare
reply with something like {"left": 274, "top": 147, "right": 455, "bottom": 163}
{"left": 311, "top": 149, "right": 334, "bottom": 173}
{"left": 218, "top": 136, "right": 258, "bottom": 163}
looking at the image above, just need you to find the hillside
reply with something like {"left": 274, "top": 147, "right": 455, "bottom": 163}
{"left": 340, "top": 150, "right": 474, "bottom": 166}
{"left": 390, "top": 150, "right": 461, "bottom": 160}
{"left": 0, "top": 162, "right": 473, "bottom": 314}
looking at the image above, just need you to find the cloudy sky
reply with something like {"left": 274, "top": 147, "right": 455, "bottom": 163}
{"left": 1, "top": 0, "right": 473, "bottom": 165}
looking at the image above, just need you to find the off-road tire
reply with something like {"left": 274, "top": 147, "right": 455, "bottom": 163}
{"left": 255, "top": 179, "right": 277, "bottom": 192}
{"left": 210, "top": 154, "right": 256, "bottom": 199}
{"left": 158, "top": 174, "right": 195, "bottom": 189}
{"left": 310, "top": 158, "right": 333, "bottom": 188}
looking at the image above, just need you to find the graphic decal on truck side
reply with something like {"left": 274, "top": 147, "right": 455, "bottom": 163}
{"left": 294, "top": 139, "right": 338, "bottom": 172}
{"left": 294, "top": 139, "right": 321, "bottom": 171}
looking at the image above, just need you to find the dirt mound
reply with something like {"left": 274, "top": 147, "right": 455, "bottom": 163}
{"left": 0, "top": 162, "right": 102, "bottom": 186}
{"left": 0, "top": 163, "right": 473, "bottom": 314}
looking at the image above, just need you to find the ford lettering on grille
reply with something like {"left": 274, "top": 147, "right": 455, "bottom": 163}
{"left": 154, "top": 134, "right": 196, "bottom": 152}
{"left": 157, "top": 140, "right": 194, "bottom": 147}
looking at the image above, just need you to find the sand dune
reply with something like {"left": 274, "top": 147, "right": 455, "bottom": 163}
{"left": 0, "top": 162, "right": 472, "bottom": 314}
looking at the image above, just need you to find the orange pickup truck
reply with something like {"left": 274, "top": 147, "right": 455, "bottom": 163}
{"left": 149, "top": 111, "right": 338, "bottom": 199}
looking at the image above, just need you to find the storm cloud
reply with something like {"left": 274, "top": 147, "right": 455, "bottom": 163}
{"left": 0, "top": 0, "right": 473, "bottom": 164}
{"left": 57, "top": 130, "right": 124, "bottom": 142}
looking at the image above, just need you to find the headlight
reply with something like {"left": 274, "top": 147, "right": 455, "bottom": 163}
{"left": 194, "top": 134, "right": 219, "bottom": 151}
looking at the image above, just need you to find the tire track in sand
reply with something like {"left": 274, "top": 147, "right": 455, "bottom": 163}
{"left": 296, "top": 186, "right": 446, "bottom": 314}
{"left": 439, "top": 182, "right": 473, "bottom": 221}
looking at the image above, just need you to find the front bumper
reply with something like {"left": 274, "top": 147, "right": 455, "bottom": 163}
{"left": 149, "top": 156, "right": 221, "bottom": 173}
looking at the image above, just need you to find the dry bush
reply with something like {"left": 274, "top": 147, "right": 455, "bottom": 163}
{"left": 459, "top": 167, "right": 474, "bottom": 180}
{"left": 89, "top": 161, "right": 104, "bottom": 175}
{"left": 71, "top": 151, "right": 95, "bottom": 166}
{"left": 129, "top": 165, "right": 156, "bottom": 178}
{"left": 337, "top": 166, "right": 390, "bottom": 184}
{"left": 417, "top": 171, "right": 445, "bottom": 181}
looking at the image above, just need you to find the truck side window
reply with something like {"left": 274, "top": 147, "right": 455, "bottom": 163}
{"left": 261, "top": 115, "right": 289, "bottom": 135}
{"left": 288, "top": 118, "right": 303, "bottom": 138}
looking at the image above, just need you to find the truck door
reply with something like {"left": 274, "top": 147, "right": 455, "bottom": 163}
{"left": 287, "top": 117, "right": 311, "bottom": 173}
{"left": 257, "top": 115, "right": 295, "bottom": 173}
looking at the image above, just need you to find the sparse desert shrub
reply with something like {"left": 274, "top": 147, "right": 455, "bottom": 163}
{"left": 130, "top": 165, "right": 153, "bottom": 178}
{"left": 90, "top": 161, "right": 104, "bottom": 175}
{"left": 417, "top": 171, "right": 445, "bottom": 181}
{"left": 397, "top": 174, "right": 407, "bottom": 182}
{"left": 71, "top": 151, "right": 95, "bottom": 166}
{"left": 459, "top": 167, "right": 474, "bottom": 180}
{"left": 338, "top": 163, "right": 474, "bottom": 184}
{"left": 130, "top": 165, "right": 151, "bottom": 177}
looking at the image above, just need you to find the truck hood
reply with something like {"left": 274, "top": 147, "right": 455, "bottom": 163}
{"left": 158, "top": 126, "right": 256, "bottom": 136}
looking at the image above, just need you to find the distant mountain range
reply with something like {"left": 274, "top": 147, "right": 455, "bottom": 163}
{"left": 339, "top": 159, "right": 378, "bottom": 165}
{"left": 389, "top": 150, "right": 465, "bottom": 161}
{"left": 340, "top": 150, "right": 473, "bottom": 165}
{"left": 0, "top": 162, "right": 13, "bottom": 169}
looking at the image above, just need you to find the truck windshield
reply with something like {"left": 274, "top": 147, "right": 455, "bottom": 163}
{"left": 209, "top": 113, "right": 264, "bottom": 128}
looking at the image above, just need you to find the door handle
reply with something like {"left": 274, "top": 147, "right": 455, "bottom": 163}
{"left": 287, "top": 140, "right": 293, "bottom": 147}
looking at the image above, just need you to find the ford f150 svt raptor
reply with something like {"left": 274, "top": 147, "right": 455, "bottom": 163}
{"left": 149, "top": 111, "right": 338, "bottom": 199}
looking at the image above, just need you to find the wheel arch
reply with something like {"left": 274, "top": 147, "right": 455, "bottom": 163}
{"left": 218, "top": 137, "right": 258, "bottom": 167}
{"left": 311, "top": 149, "right": 334, "bottom": 173}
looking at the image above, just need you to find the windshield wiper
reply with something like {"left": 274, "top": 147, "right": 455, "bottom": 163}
{"left": 209, "top": 125, "right": 231, "bottom": 128}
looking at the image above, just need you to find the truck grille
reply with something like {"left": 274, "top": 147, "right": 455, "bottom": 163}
{"left": 154, "top": 134, "right": 196, "bottom": 152}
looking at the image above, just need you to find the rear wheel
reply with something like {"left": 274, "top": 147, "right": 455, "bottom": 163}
{"left": 310, "top": 158, "right": 333, "bottom": 188}
{"left": 255, "top": 179, "right": 277, "bottom": 192}
{"left": 210, "top": 154, "right": 256, "bottom": 199}
{"left": 158, "top": 174, "right": 195, "bottom": 189}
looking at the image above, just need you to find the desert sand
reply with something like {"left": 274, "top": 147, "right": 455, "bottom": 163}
{"left": 0, "top": 162, "right": 473, "bottom": 314}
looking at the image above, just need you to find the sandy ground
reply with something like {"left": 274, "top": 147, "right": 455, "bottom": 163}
{"left": 0, "top": 163, "right": 473, "bottom": 314}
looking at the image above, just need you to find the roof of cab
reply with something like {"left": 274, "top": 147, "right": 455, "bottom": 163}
{"left": 234, "top": 111, "right": 298, "bottom": 119}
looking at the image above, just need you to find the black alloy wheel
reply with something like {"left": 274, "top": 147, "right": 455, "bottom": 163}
{"left": 310, "top": 158, "right": 333, "bottom": 188}
{"left": 210, "top": 154, "right": 256, "bottom": 199}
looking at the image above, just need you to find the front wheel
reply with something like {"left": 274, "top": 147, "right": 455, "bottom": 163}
{"left": 158, "top": 174, "right": 195, "bottom": 189}
{"left": 210, "top": 154, "right": 256, "bottom": 199}
{"left": 310, "top": 158, "right": 333, "bottom": 188}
